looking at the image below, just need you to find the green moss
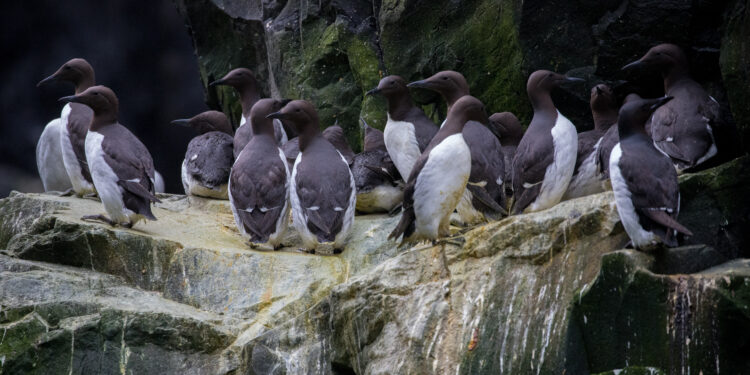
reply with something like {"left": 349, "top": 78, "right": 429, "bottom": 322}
{"left": 720, "top": 0, "right": 750, "bottom": 150}
{"left": 379, "top": 0, "right": 529, "bottom": 124}
{"left": 0, "top": 313, "right": 50, "bottom": 365}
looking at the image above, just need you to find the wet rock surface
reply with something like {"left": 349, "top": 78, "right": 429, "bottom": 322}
{"left": 0, "top": 157, "right": 748, "bottom": 373}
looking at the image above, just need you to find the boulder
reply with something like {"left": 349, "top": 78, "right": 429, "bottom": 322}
{"left": 0, "top": 157, "right": 748, "bottom": 373}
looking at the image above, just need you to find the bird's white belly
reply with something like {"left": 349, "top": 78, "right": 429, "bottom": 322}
{"left": 60, "top": 104, "right": 95, "bottom": 195}
{"left": 356, "top": 184, "right": 403, "bottom": 213}
{"left": 528, "top": 111, "right": 577, "bottom": 212}
{"left": 85, "top": 131, "right": 138, "bottom": 224}
{"left": 413, "top": 134, "right": 471, "bottom": 239}
{"left": 181, "top": 160, "right": 228, "bottom": 199}
{"left": 455, "top": 187, "right": 486, "bottom": 225}
{"left": 609, "top": 143, "right": 659, "bottom": 248}
{"left": 384, "top": 115, "right": 421, "bottom": 180}
{"left": 37, "top": 118, "right": 71, "bottom": 192}
{"left": 562, "top": 138, "right": 604, "bottom": 201}
{"left": 289, "top": 153, "right": 316, "bottom": 248}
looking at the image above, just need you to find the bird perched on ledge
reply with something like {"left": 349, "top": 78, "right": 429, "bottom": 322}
{"left": 268, "top": 100, "right": 356, "bottom": 253}
{"left": 172, "top": 110, "right": 234, "bottom": 199}
{"left": 562, "top": 83, "right": 619, "bottom": 201}
{"left": 389, "top": 95, "right": 485, "bottom": 244}
{"left": 229, "top": 99, "right": 291, "bottom": 249}
{"left": 59, "top": 86, "right": 160, "bottom": 228}
{"left": 609, "top": 96, "right": 693, "bottom": 250}
{"left": 409, "top": 71, "right": 507, "bottom": 224}
{"left": 512, "top": 70, "right": 582, "bottom": 214}
{"left": 38, "top": 58, "right": 97, "bottom": 197}
{"left": 622, "top": 43, "right": 731, "bottom": 173}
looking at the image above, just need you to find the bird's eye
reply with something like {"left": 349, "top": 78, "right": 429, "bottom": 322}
{"left": 442, "top": 77, "right": 449, "bottom": 80}
{"left": 295, "top": 109, "right": 301, "bottom": 113}
{"left": 64, "top": 66, "right": 71, "bottom": 70}
{"left": 547, "top": 73, "right": 553, "bottom": 77}
{"left": 390, "top": 81, "right": 395, "bottom": 85}
{"left": 93, "top": 92, "right": 99, "bottom": 96}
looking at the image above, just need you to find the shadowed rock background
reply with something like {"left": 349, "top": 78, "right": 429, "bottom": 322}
{"left": 178, "top": 0, "right": 749, "bottom": 157}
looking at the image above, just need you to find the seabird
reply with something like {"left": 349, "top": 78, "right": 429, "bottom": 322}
{"left": 622, "top": 43, "right": 725, "bottom": 173}
{"left": 267, "top": 100, "right": 356, "bottom": 252}
{"left": 59, "top": 86, "right": 160, "bottom": 228}
{"left": 229, "top": 99, "right": 291, "bottom": 249}
{"left": 409, "top": 71, "right": 506, "bottom": 223}
{"left": 388, "top": 95, "right": 484, "bottom": 243}
{"left": 488, "top": 111, "right": 524, "bottom": 197}
{"left": 366, "top": 75, "right": 439, "bottom": 180}
{"left": 37, "top": 58, "right": 97, "bottom": 196}
{"left": 562, "top": 83, "right": 618, "bottom": 200}
{"left": 609, "top": 96, "right": 693, "bottom": 249}
{"left": 597, "top": 92, "right": 642, "bottom": 183}
{"left": 35, "top": 117, "right": 71, "bottom": 192}
{"left": 352, "top": 118, "right": 403, "bottom": 214}
{"left": 172, "top": 110, "right": 234, "bottom": 199}
{"left": 512, "top": 70, "right": 582, "bottom": 214}
{"left": 209, "top": 68, "right": 288, "bottom": 158}
{"left": 281, "top": 122, "right": 355, "bottom": 167}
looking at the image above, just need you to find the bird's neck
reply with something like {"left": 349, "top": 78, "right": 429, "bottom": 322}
{"left": 529, "top": 92, "right": 557, "bottom": 120}
{"left": 297, "top": 125, "right": 321, "bottom": 152}
{"left": 89, "top": 113, "right": 117, "bottom": 132}
{"left": 74, "top": 76, "right": 95, "bottom": 95}
{"left": 593, "top": 108, "right": 618, "bottom": 131}
{"left": 239, "top": 87, "right": 261, "bottom": 116}
{"left": 386, "top": 93, "right": 415, "bottom": 121}
{"left": 251, "top": 117, "right": 276, "bottom": 137}
{"left": 443, "top": 90, "right": 468, "bottom": 111}
{"left": 662, "top": 66, "right": 690, "bottom": 93}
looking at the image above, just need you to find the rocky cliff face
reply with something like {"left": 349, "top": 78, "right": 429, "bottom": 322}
{"left": 175, "top": 0, "right": 748, "bottom": 157}
{"left": 0, "top": 156, "right": 748, "bottom": 374}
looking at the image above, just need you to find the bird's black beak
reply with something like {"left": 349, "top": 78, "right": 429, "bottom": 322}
{"left": 406, "top": 79, "right": 431, "bottom": 89}
{"left": 621, "top": 59, "right": 643, "bottom": 71}
{"left": 208, "top": 78, "right": 225, "bottom": 87}
{"left": 171, "top": 119, "right": 191, "bottom": 127}
{"left": 564, "top": 76, "right": 585, "bottom": 83}
{"left": 650, "top": 96, "right": 674, "bottom": 110}
{"left": 266, "top": 111, "right": 285, "bottom": 120}
{"left": 37, "top": 74, "right": 58, "bottom": 87}
{"left": 58, "top": 95, "right": 79, "bottom": 104}
{"left": 365, "top": 87, "right": 380, "bottom": 96}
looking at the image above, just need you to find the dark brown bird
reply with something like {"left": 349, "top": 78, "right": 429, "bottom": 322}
{"left": 512, "top": 70, "right": 583, "bottom": 214}
{"left": 562, "top": 83, "right": 619, "bottom": 200}
{"left": 210, "top": 68, "right": 288, "bottom": 157}
{"left": 59, "top": 86, "right": 160, "bottom": 228}
{"left": 172, "top": 111, "right": 234, "bottom": 199}
{"left": 622, "top": 43, "right": 729, "bottom": 173}
{"left": 388, "top": 96, "right": 483, "bottom": 243}
{"left": 229, "top": 99, "right": 291, "bottom": 248}
{"left": 408, "top": 71, "right": 507, "bottom": 223}
{"left": 366, "top": 75, "right": 439, "bottom": 179}
{"left": 267, "top": 100, "right": 356, "bottom": 252}
{"left": 488, "top": 111, "right": 524, "bottom": 198}
{"left": 352, "top": 119, "right": 403, "bottom": 214}
{"left": 38, "top": 58, "right": 97, "bottom": 196}
{"left": 609, "top": 96, "right": 693, "bottom": 249}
